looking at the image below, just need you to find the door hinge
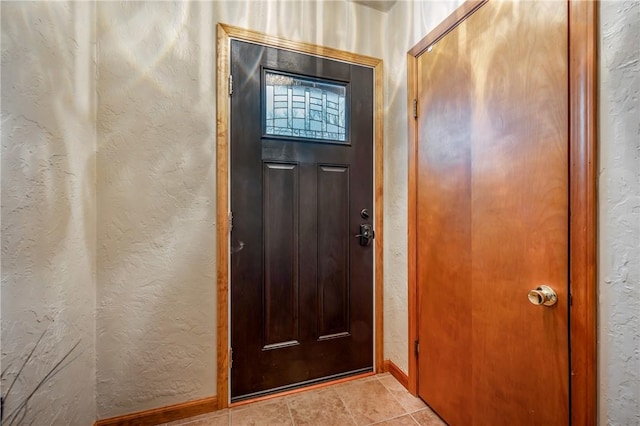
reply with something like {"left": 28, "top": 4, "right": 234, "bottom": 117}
{"left": 414, "top": 340, "right": 419, "bottom": 355}
{"left": 413, "top": 99, "right": 418, "bottom": 118}
{"left": 229, "top": 74, "right": 233, "bottom": 96}
{"left": 229, "top": 348, "right": 233, "bottom": 369}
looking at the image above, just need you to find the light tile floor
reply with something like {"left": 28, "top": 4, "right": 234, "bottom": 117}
{"left": 163, "top": 373, "right": 447, "bottom": 426}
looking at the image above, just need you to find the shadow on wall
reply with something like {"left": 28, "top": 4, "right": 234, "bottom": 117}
{"left": 1, "top": 0, "right": 389, "bottom": 421}
{"left": 1, "top": 2, "right": 96, "bottom": 425}
{"left": 95, "top": 1, "right": 217, "bottom": 417}
{"left": 2, "top": 332, "right": 81, "bottom": 425}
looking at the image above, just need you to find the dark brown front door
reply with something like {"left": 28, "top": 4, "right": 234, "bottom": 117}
{"left": 415, "top": 1, "right": 569, "bottom": 424}
{"left": 230, "top": 40, "right": 374, "bottom": 401}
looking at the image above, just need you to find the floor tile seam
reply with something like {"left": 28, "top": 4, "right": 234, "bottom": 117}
{"left": 336, "top": 375, "right": 404, "bottom": 425}
{"left": 283, "top": 395, "right": 297, "bottom": 426}
{"left": 367, "top": 412, "right": 420, "bottom": 425}
{"left": 376, "top": 374, "right": 403, "bottom": 392}
{"left": 408, "top": 411, "right": 425, "bottom": 426}
{"left": 374, "top": 375, "right": 413, "bottom": 417}
{"left": 333, "top": 383, "right": 361, "bottom": 426}
{"left": 409, "top": 409, "right": 441, "bottom": 426}
{"left": 378, "top": 378, "right": 430, "bottom": 416}
{"left": 377, "top": 376, "right": 407, "bottom": 394}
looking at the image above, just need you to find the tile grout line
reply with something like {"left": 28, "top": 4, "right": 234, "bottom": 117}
{"left": 370, "top": 411, "right": 421, "bottom": 426}
{"left": 408, "top": 412, "right": 421, "bottom": 426}
{"left": 375, "top": 374, "right": 418, "bottom": 420}
{"left": 284, "top": 396, "right": 296, "bottom": 426}
{"left": 333, "top": 381, "right": 362, "bottom": 425}
{"left": 336, "top": 373, "right": 407, "bottom": 425}
{"left": 378, "top": 374, "right": 432, "bottom": 417}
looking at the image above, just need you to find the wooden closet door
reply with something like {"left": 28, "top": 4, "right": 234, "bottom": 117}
{"left": 416, "top": 1, "right": 569, "bottom": 424}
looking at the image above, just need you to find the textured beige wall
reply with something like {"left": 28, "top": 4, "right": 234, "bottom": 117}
{"left": 1, "top": 2, "right": 97, "bottom": 424}
{"left": 598, "top": 2, "right": 640, "bottom": 424}
{"left": 95, "top": 2, "right": 219, "bottom": 417}
{"left": 3, "top": 1, "right": 638, "bottom": 423}
{"left": 95, "top": 1, "right": 385, "bottom": 418}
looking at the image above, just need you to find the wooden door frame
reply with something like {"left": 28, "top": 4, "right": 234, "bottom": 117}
{"left": 406, "top": 1, "right": 597, "bottom": 424}
{"left": 216, "top": 24, "right": 384, "bottom": 409}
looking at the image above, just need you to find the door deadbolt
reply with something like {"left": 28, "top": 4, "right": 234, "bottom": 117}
{"left": 527, "top": 285, "right": 558, "bottom": 306}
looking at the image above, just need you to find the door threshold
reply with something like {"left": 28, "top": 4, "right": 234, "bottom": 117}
{"left": 229, "top": 369, "right": 374, "bottom": 408}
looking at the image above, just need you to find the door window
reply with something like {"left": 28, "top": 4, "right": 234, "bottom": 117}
{"left": 264, "top": 70, "right": 348, "bottom": 142}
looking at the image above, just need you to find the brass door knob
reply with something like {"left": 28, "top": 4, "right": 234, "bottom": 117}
{"left": 527, "top": 285, "right": 558, "bottom": 306}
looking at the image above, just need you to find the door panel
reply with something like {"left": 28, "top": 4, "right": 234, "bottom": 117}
{"left": 416, "top": 1, "right": 569, "bottom": 424}
{"left": 230, "top": 40, "right": 374, "bottom": 401}
{"left": 263, "top": 162, "right": 299, "bottom": 348}
{"left": 317, "top": 165, "right": 350, "bottom": 338}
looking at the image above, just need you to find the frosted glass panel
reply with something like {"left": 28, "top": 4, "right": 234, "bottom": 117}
{"left": 265, "top": 71, "right": 347, "bottom": 142}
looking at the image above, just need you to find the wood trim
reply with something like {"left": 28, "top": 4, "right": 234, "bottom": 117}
{"left": 216, "top": 23, "right": 231, "bottom": 411}
{"left": 94, "top": 397, "right": 218, "bottom": 426}
{"left": 374, "top": 47, "right": 385, "bottom": 376}
{"left": 406, "top": 0, "right": 598, "bottom": 420}
{"left": 568, "top": 2, "right": 598, "bottom": 425}
{"left": 216, "top": 24, "right": 384, "bottom": 409}
{"left": 406, "top": 51, "right": 419, "bottom": 396}
{"left": 408, "top": 0, "right": 488, "bottom": 57}
{"left": 383, "top": 360, "right": 409, "bottom": 390}
{"left": 218, "top": 24, "right": 382, "bottom": 68}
